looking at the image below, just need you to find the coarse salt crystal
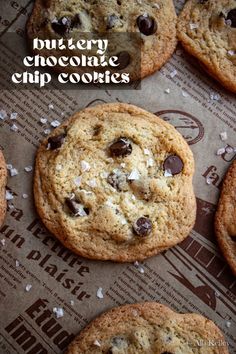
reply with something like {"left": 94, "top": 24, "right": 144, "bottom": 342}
{"left": 87, "top": 179, "right": 97, "bottom": 188}
{"left": 94, "top": 340, "right": 101, "bottom": 347}
{"left": 10, "top": 112, "right": 18, "bottom": 120}
{"left": 48, "top": 104, "right": 54, "bottom": 110}
{"left": 6, "top": 190, "right": 14, "bottom": 200}
{"left": 96, "top": 287, "right": 104, "bottom": 299}
{"left": 25, "top": 166, "right": 33, "bottom": 172}
{"left": 56, "top": 164, "right": 62, "bottom": 171}
{"left": 147, "top": 158, "right": 154, "bottom": 168}
{"left": 216, "top": 147, "right": 225, "bottom": 156}
{"left": 170, "top": 69, "right": 177, "bottom": 78}
{"left": 143, "top": 148, "right": 150, "bottom": 155}
{"left": 40, "top": 118, "right": 47, "bottom": 125}
{"left": 6, "top": 164, "right": 13, "bottom": 170}
{"left": 44, "top": 129, "right": 51, "bottom": 135}
{"left": 226, "top": 321, "right": 231, "bottom": 328}
{"left": 81, "top": 160, "right": 91, "bottom": 172}
{"left": 100, "top": 171, "right": 109, "bottom": 178}
{"left": 182, "top": 90, "right": 189, "bottom": 97}
{"left": 15, "top": 260, "right": 20, "bottom": 267}
{"left": 128, "top": 169, "right": 140, "bottom": 181}
{"left": 10, "top": 168, "right": 18, "bottom": 176}
{"left": 70, "top": 300, "right": 74, "bottom": 306}
{"left": 190, "top": 23, "right": 198, "bottom": 30}
{"left": 220, "top": 132, "right": 227, "bottom": 141}
{"left": 0, "top": 239, "right": 6, "bottom": 246}
{"left": 131, "top": 194, "right": 136, "bottom": 200}
{"left": 53, "top": 307, "right": 64, "bottom": 318}
{"left": 228, "top": 50, "right": 235, "bottom": 56}
{"left": 51, "top": 120, "right": 61, "bottom": 128}
{"left": 25, "top": 284, "right": 32, "bottom": 292}
{"left": 74, "top": 176, "right": 82, "bottom": 187}
{"left": 0, "top": 110, "right": 7, "bottom": 120}
{"left": 165, "top": 88, "right": 170, "bottom": 94}
{"left": 152, "top": 3, "right": 160, "bottom": 9}
{"left": 10, "top": 124, "right": 18, "bottom": 132}
{"left": 22, "top": 194, "right": 28, "bottom": 199}
{"left": 134, "top": 261, "right": 145, "bottom": 274}
{"left": 164, "top": 169, "right": 173, "bottom": 177}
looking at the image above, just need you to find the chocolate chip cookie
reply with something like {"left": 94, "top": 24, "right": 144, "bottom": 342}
{"left": 0, "top": 151, "right": 7, "bottom": 228}
{"left": 34, "top": 103, "right": 196, "bottom": 262}
{"left": 27, "top": 0, "right": 177, "bottom": 80}
{"left": 66, "top": 302, "right": 229, "bottom": 353}
{"left": 177, "top": 0, "right": 236, "bottom": 93}
{"left": 215, "top": 159, "right": 236, "bottom": 276}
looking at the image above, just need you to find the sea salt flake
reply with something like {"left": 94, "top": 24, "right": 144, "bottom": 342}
{"left": 25, "top": 166, "right": 33, "bottom": 172}
{"left": 96, "top": 287, "right": 104, "bottom": 299}
{"left": 22, "top": 194, "right": 28, "bottom": 199}
{"left": 165, "top": 88, "right": 170, "bottom": 94}
{"left": 44, "top": 129, "right": 51, "bottom": 135}
{"left": 87, "top": 179, "right": 97, "bottom": 188}
{"left": 53, "top": 307, "right": 64, "bottom": 318}
{"left": 48, "top": 104, "right": 54, "bottom": 110}
{"left": 134, "top": 261, "right": 145, "bottom": 274}
{"left": 216, "top": 147, "right": 226, "bottom": 156}
{"left": 120, "top": 163, "right": 126, "bottom": 168}
{"left": 152, "top": 3, "right": 160, "bottom": 9}
{"left": 75, "top": 205, "right": 87, "bottom": 217}
{"left": 147, "top": 158, "right": 154, "bottom": 168}
{"left": 10, "top": 168, "right": 18, "bottom": 176}
{"left": 81, "top": 160, "right": 91, "bottom": 172}
{"left": 143, "top": 148, "right": 150, "bottom": 155}
{"left": 6, "top": 164, "right": 13, "bottom": 170}
{"left": 51, "top": 120, "right": 61, "bottom": 128}
{"left": 74, "top": 176, "right": 82, "bottom": 187}
{"left": 94, "top": 339, "right": 101, "bottom": 347}
{"left": 170, "top": 69, "right": 177, "bottom": 78}
{"left": 15, "top": 260, "right": 20, "bottom": 267}
{"left": 0, "top": 239, "right": 6, "bottom": 246}
{"left": 40, "top": 118, "right": 47, "bottom": 125}
{"left": 100, "top": 171, "right": 109, "bottom": 179}
{"left": 131, "top": 194, "right": 136, "bottom": 200}
{"left": 190, "top": 23, "right": 198, "bottom": 30}
{"left": 128, "top": 169, "right": 140, "bottom": 181}
{"left": 226, "top": 146, "right": 234, "bottom": 153}
{"left": 210, "top": 92, "right": 220, "bottom": 101}
{"left": 6, "top": 190, "right": 14, "bottom": 200}
{"left": 182, "top": 90, "right": 189, "bottom": 97}
{"left": 70, "top": 300, "right": 74, "bottom": 306}
{"left": 164, "top": 169, "right": 173, "bottom": 177}
{"left": 206, "top": 177, "right": 212, "bottom": 185}
{"left": 228, "top": 50, "right": 235, "bottom": 56}
{"left": 0, "top": 110, "right": 7, "bottom": 120}
{"left": 10, "top": 124, "right": 18, "bottom": 132}
{"left": 226, "top": 321, "right": 231, "bottom": 328}
{"left": 25, "top": 284, "right": 32, "bottom": 292}
{"left": 10, "top": 112, "right": 18, "bottom": 120}
{"left": 220, "top": 132, "right": 227, "bottom": 141}
{"left": 56, "top": 164, "right": 62, "bottom": 171}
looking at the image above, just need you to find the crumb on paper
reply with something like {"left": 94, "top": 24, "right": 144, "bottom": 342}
{"left": 22, "top": 194, "right": 28, "bottom": 199}
{"left": 165, "top": 88, "right": 170, "bottom": 94}
{"left": 96, "top": 287, "right": 104, "bottom": 299}
{"left": 134, "top": 261, "right": 145, "bottom": 274}
{"left": 53, "top": 307, "right": 64, "bottom": 318}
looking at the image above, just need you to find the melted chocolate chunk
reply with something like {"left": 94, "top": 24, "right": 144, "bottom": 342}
{"left": 48, "top": 133, "right": 66, "bottom": 150}
{"left": 137, "top": 15, "right": 157, "bottom": 35}
{"left": 51, "top": 17, "right": 71, "bottom": 35}
{"left": 65, "top": 197, "right": 89, "bottom": 216}
{"left": 163, "top": 155, "right": 184, "bottom": 175}
{"left": 109, "top": 137, "right": 132, "bottom": 157}
{"left": 116, "top": 51, "right": 131, "bottom": 70}
{"left": 226, "top": 9, "right": 236, "bottom": 27}
{"left": 133, "top": 217, "right": 152, "bottom": 236}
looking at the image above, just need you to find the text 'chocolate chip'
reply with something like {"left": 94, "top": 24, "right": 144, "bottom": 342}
{"left": 109, "top": 137, "right": 132, "bottom": 157}
{"left": 48, "top": 133, "right": 66, "bottom": 150}
{"left": 163, "top": 155, "right": 183, "bottom": 175}
{"left": 133, "top": 217, "right": 152, "bottom": 236}
{"left": 137, "top": 15, "right": 157, "bottom": 35}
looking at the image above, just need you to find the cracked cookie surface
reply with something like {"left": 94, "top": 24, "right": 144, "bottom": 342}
{"left": 177, "top": 0, "right": 236, "bottom": 92}
{"left": 66, "top": 302, "right": 229, "bottom": 354}
{"left": 27, "top": 0, "right": 177, "bottom": 79}
{"left": 34, "top": 103, "right": 196, "bottom": 262}
{"left": 215, "top": 159, "right": 236, "bottom": 275}
{"left": 0, "top": 151, "right": 7, "bottom": 228}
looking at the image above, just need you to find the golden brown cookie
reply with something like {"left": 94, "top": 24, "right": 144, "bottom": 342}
{"left": 66, "top": 302, "right": 229, "bottom": 353}
{"left": 34, "top": 103, "right": 196, "bottom": 262}
{"left": 0, "top": 150, "right": 7, "bottom": 228}
{"left": 177, "top": 0, "right": 236, "bottom": 93}
{"left": 27, "top": 0, "right": 177, "bottom": 80}
{"left": 215, "top": 159, "right": 236, "bottom": 276}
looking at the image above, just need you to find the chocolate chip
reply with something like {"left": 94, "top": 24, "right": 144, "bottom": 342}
{"left": 133, "top": 217, "right": 152, "bottom": 236}
{"left": 71, "top": 14, "right": 82, "bottom": 28}
{"left": 107, "top": 171, "right": 128, "bottom": 191}
{"left": 48, "top": 134, "right": 66, "bottom": 150}
{"left": 107, "top": 14, "right": 119, "bottom": 29}
{"left": 198, "top": 0, "right": 208, "bottom": 3}
{"left": 109, "top": 137, "right": 132, "bottom": 157}
{"left": 51, "top": 17, "right": 71, "bottom": 35}
{"left": 136, "top": 15, "right": 157, "bottom": 35}
{"left": 116, "top": 51, "right": 131, "bottom": 70}
{"left": 226, "top": 9, "right": 236, "bottom": 27}
{"left": 65, "top": 197, "right": 89, "bottom": 216}
{"left": 161, "top": 352, "right": 173, "bottom": 354}
{"left": 163, "top": 155, "right": 184, "bottom": 175}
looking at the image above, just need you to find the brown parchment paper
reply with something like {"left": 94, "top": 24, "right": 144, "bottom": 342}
{"left": 0, "top": 0, "right": 235, "bottom": 353}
